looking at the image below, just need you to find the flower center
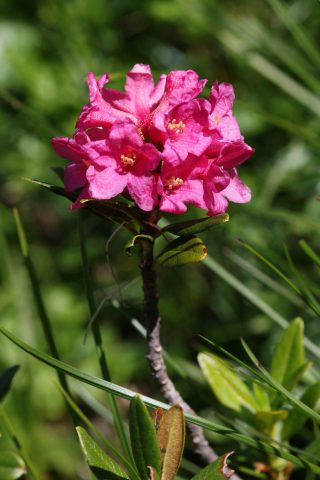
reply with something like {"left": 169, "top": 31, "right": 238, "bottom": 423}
{"left": 213, "top": 115, "right": 220, "bottom": 125}
{"left": 167, "top": 118, "right": 185, "bottom": 135}
{"left": 121, "top": 153, "right": 136, "bottom": 167}
{"left": 164, "top": 176, "right": 184, "bottom": 190}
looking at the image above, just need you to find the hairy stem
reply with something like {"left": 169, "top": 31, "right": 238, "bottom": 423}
{"left": 139, "top": 238, "right": 218, "bottom": 464}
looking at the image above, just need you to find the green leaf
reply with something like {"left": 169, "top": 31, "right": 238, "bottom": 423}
{"left": 157, "top": 405, "right": 185, "bottom": 480}
{"left": 76, "top": 427, "right": 129, "bottom": 479}
{"left": 253, "top": 383, "right": 270, "bottom": 411}
{"left": 282, "top": 381, "right": 320, "bottom": 441}
{"left": 270, "top": 317, "right": 305, "bottom": 390}
{"left": 156, "top": 235, "right": 207, "bottom": 267}
{"left": 191, "top": 452, "right": 234, "bottom": 480}
{"left": 2, "top": 327, "right": 320, "bottom": 474}
{"left": 129, "top": 396, "right": 161, "bottom": 480}
{"left": 253, "top": 410, "right": 288, "bottom": 435}
{"left": 0, "top": 452, "right": 26, "bottom": 480}
{"left": 162, "top": 214, "right": 229, "bottom": 237}
{"left": 125, "top": 234, "right": 154, "bottom": 255}
{"left": 0, "top": 366, "right": 20, "bottom": 402}
{"left": 198, "top": 353, "right": 258, "bottom": 413}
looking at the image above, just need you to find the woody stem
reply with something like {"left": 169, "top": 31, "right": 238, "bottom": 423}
{"left": 139, "top": 237, "right": 218, "bottom": 464}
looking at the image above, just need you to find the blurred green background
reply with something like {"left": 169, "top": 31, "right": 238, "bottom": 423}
{"left": 0, "top": 0, "right": 319, "bottom": 478}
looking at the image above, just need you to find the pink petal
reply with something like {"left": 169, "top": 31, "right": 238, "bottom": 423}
{"left": 158, "top": 70, "right": 207, "bottom": 112}
{"left": 64, "top": 163, "right": 87, "bottom": 192}
{"left": 127, "top": 173, "right": 158, "bottom": 211}
{"left": 221, "top": 170, "right": 251, "bottom": 203}
{"left": 51, "top": 137, "right": 84, "bottom": 163}
{"left": 210, "top": 82, "right": 235, "bottom": 116}
{"left": 107, "top": 120, "right": 143, "bottom": 153}
{"left": 86, "top": 163, "right": 127, "bottom": 199}
{"left": 217, "top": 142, "right": 255, "bottom": 169}
{"left": 124, "top": 64, "right": 156, "bottom": 122}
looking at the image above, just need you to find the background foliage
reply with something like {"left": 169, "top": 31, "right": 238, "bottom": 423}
{"left": 0, "top": 0, "right": 319, "bottom": 478}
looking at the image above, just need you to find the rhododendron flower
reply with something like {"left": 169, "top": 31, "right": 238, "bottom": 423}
{"left": 52, "top": 64, "right": 254, "bottom": 216}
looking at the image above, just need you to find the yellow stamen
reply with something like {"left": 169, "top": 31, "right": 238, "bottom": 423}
{"left": 164, "top": 176, "right": 184, "bottom": 190}
{"left": 167, "top": 118, "right": 185, "bottom": 134}
{"left": 121, "top": 153, "right": 136, "bottom": 167}
{"left": 137, "top": 126, "right": 145, "bottom": 141}
{"left": 82, "top": 159, "right": 90, "bottom": 168}
{"left": 214, "top": 115, "right": 220, "bottom": 125}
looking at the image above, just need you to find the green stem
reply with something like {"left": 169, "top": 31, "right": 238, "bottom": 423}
{"left": 0, "top": 404, "right": 42, "bottom": 480}
{"left": 77, "top": 211, "right": 133, "bottom": 462}
{"left": 12, "top": 208, "right": 77, "bottom": 423}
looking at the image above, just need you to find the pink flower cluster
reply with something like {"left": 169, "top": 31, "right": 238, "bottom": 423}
{"left": 52, "top": 64, "right": 254, "bottom": 215}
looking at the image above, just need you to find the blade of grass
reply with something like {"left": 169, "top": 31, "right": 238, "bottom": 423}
{"left": 239, "top": 241, "right": 300, "bottom": 294}
{"left": 225, "top": 249, "right": 303, "bottom": 308}
{"left": 218, "top": 30, "right": 320, "bottom": 117}
{"left": 299, "top": 240, "right": 320, "bottom": 269}
{"left": 265, "top": 0, "right": 320, "bottom": 70}
{"left": 1, "top": 327, "right": 320, "bottom": 474}
{"left": 0, "top": 404, "right": 41, "bottom": 480}
{"left": 203, "top": 255, "right": 320, "bottom": 361}
{"left": 77, "top": 211, "right": 132, "bottom": 462}
{"left": 283, "top": 244, "right": 320, "bottom": 317}
{"left": 12, "top": 208, "right": 75, "bottom": 414}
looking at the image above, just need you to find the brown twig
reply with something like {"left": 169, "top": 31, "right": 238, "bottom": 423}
{"left": 139, "top": 238, "right": 218, "bottom": 464}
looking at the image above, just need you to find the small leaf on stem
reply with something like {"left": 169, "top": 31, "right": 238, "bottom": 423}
{"left": 129, "top": 395, "right": 161, "bottom": 480}
{"left": 76, "top": 426, "right": 129, "bottom": 479}
{"left": 156, "top": 235, "right": 207, "bottom": 267}
{"left": 156, "top": 405, "right": 185, "bottom": 480}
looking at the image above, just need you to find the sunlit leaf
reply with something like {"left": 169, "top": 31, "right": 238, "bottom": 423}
{"left": 157, "top": 405, "right": 185, "bottom": 480}
{"left": 270, "top": 317, "right": 305, "bottom": 390}
{"left": 0, "top": 452, "right": 26, "bottom": 480}
{"left": 190, "top": 452, "right": 234, "bottom": 480}
{"left": 76, "top": 427, "right": 129, "bottom": 479}
{"left": 162, "top": 214, "right": 229, "bottom": 237}
{"left": 198, "top": 353, "right": 258, "bottom": 412}
{"left": 253, "top": 383, "right": 270, "bottom": 411}
{"left": 253, "top": 410, "right": 288, "bottom": 435}
{"left": 156, "top": 235, "right": 207, "bottom": 267}
{"left": 129, "top": 396, "right": 161, "bottom": 480}
{"left": 0, "top": 366, "right": 20, "bottom": 402}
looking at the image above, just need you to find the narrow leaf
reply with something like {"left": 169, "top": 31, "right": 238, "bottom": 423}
{"left": 282, "top": 381, "right": 320, "bottom": 441}
{"left": 76, "top": 427, "right": 129, "bottom": 479}
{"left": 191, "top": 452, "right": 234, "bottom": 480}
{"left": 0, "top": 366, "right": 20, "bottom": 402}
{"left": 129, "top": 396, "right": 161, "bottom": 480}
{"left": 0, "top": 452, "right": 26, "bottom": 480}
{"left": 156, "top": 235, "right": 207, "bottom": 267}
{"left": 157, "top": 405, "right": 185, "bottom": 480}
{"left": 270, "top": 317, "right": 305, "bottom": 390}
{"left": 198, "top": 353, "right": 258, "bottom": 412}
{"left": 162, "top": 214, "right": 229, "bottom": 237}
{"left": 125, "top": 234, "right": 154, "bottom": 255}
{"left": 299, "top": 240, "right": 320, "bottom": 268}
